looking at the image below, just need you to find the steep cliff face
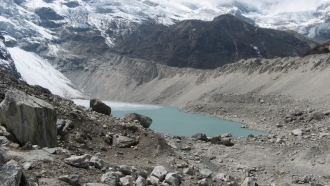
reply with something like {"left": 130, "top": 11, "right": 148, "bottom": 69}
{"left": 65, "top": 52, "right": 330, "bottom": 107}
{"left": 112, "top": 14, "right": 316, "bottom": 69}
{"left": 0, "top": 33, "right": 21, "bottom": 79}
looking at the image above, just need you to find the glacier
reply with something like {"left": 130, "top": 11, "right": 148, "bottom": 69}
{"left": 8, "top": 47, "right": 84, "bottom": 98}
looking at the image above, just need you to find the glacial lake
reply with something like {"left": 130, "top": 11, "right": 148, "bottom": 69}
{"left": 73, "top": 99, "right": 269, "bottom": 137}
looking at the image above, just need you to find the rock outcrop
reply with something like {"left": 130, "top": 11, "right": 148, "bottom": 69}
{"left": 90, "top": 99, "right": 111, "bottom": 115}
{"left": 0, "top": 33, "right": 21, "bottom": 79}
{"left": 0, "top": 88, "right": 57, "bottom": 147}
{"left": 124, "top": 113, "right": 152, "bottom": 128}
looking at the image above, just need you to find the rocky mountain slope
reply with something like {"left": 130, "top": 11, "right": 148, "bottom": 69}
{"left": 304, "top": 40, "right": 330, "bottom": 55}
{"left": 64, "top": 52, "right": 330, "bottom": 108}
{"left": 0, "top": 33, "right": 21, "bottom": 79}
{"left": 113, "top": 14, "right": 316, "bottom": 69}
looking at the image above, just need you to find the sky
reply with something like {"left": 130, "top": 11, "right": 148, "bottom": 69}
{"left": 180, "top": 0, "right": 329, "bottom": 12}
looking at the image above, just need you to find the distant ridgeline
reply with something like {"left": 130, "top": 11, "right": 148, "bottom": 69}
{"left": 112, "top": 14, "right": 317, "bottom": 69}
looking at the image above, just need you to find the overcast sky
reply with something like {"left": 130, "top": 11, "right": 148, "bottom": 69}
{"left": 180, "top": 0, "right": 328, "bottom": 12}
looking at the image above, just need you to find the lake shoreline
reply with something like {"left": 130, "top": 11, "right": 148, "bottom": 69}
{"left": 73, "top": 99, "right": 269, "bottom": 137}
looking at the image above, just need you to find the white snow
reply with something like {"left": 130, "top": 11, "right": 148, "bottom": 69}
{"left": 25, "top": 20, "right": 54, "bottom": 40}
{"left": 3, "top": 35, "right": 17, "bottom": 42}
{"left": 8, "top": 47, "right": 84, "bottom": 98}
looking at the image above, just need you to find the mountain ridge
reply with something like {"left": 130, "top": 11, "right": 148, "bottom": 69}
{"left": 112, "top": 14, "right": 316, "bottom": 69}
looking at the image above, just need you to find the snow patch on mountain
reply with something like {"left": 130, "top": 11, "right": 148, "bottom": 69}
{"left": 8, "top": 47, "right": 84, "bottom": 98}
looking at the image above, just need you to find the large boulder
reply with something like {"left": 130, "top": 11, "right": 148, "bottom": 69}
{"left": 0, "top": 89, "right": 57, "bottom": 147}
{"left": 124, "top": 113, "right": 152, "bottom": 128}
{"left": 90, "top": 99, "right": 111, "bottom": 115}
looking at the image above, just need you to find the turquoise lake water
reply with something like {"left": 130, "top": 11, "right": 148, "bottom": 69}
{"left": 73, "top": 99, "right": 269, "bottom": 137}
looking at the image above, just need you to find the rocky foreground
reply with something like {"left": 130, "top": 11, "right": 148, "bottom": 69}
{"left": 0, "top": 70, "right": 259, "bottom": 186}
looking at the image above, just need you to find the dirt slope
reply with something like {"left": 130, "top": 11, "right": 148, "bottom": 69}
{"left": 66, "top": 53, "right": 330, "bottom": 107}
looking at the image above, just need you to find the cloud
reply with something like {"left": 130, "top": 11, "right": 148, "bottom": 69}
{"left": 179, "top": 0, "right": 328, "bottom": 12}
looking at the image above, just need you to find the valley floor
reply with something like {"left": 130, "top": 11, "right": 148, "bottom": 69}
{"left": 61, "top": 53, "right": 330, "bottom": 185}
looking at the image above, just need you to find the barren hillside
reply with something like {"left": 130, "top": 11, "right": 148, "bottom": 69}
{"left": 66, "top": 53, "right": 330, "bottom": 107}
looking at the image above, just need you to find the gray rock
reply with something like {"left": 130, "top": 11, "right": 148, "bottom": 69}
{"left": 151, "top": 166, "right": 168, "bottom": 181}
{"left": 221, "top": 137, "right": 232, "bottom": 146}
{"left": 74, "top": 132, "right": 86, "bottom": 144}
{"left": 291, "top": 129, "right": 303, "bottom": 136}
{"left": 192, "top": 133, "right": 208, "bottom": 141}
{"left": 311, "top": 112, "right": 325, "bottom": 121}
{"left": 301, "top": 175, "right": 311, "bottom": 183}
{"left": 23, "top": 162, "right": 32, "bottom": 170}
{"left": 0, "top": 89, "right": 57, "bottom": 147}
{"left": 90, "top": 99, "right": 111, "bottom": 115}
{"left": 215, "top": 173, "right": 226, "bottom": 181}
{"left": 209, "top": 136, "right": 221, "bottom": 144}
{"left": 149, "top": 176, "right": 160, "bottom": 185}
{"left": 21, "top": 142, "right": 33, "bottom": 150}
{"left": 56, "top": 119, "right": 71, "bottom": 140}
{"left": 183, "top": 167, "right": 194, "bottom": 175}
{"left": 200, "top": 169, "right": 213, "bottom": 178}
{"left": 123, "top": 113, "right": 152, "bottom": 128}
{"left": 136, "top": 176, "right": 146, "bottom": 186}
{"left": 0, "top": 149, "right": 9, "bottom": 164}
{"left": 42, "top": 147, "right": 57, "bottom": 154}
{"left": 319, "top": 133, "right": 329, "bottom": 137}
{"left": 101, "top": 171, "right": 118, "bottom": 185}
{"left": 0, "top": 162, "right": 25, "bottom": 186}
{"left": 119, "top": 165, "right": 131, "bottom": 175}
{"left": 64, "top": 154, "right": 91, "bottom": 168}
{"left": 221, "top": 133, "right": 232, "bottom": 138}
{"left": 0, "top": 136, "right": 9, "bottom": 145}
{"left": 84, "top": 184, "right": 110, "bottom": 186}
{"left": 113, "top": 135, "right": 137, "bottom": 148}
{"left": 138, "top": 169, "right": 149, "bottom": 179}
{"left": 241, "top": 177, "right": 258, "bottom": 186}
{"left": 0, "top": 125, "right": 18, "bottom": 143}
{"left": 165, "top": 173, "right": 181, "bottom": 186}
{"left": 120, "top": 175, "right": 133, "bottom": 186}
{"left": 198, "top": 178, "right": 208, "bottom": 186}
{"left": 59, "top": 174, "right": 80, "bottom": 186}
{"left": 90, "top": 156, "right": 105, "bottom": 169}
